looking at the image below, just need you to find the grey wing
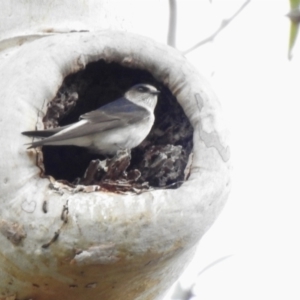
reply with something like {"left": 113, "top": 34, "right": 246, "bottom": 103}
{"left": 80, "top": 97, "right": 151, "bottom": 125}
{"left": 80, "top": 107, "right": 150, "bottom": 125}
{"left": 28, "top": 107, "right": 150, "bottom": 145}
{"left": 23, "top": 95, "right": 151, "bottom": 147}
{"left": 22, "top": 125, "right": 71, "bottom": 138}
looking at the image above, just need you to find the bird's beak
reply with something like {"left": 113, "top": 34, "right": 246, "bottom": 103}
{"left": 152, "top": 90, "right": 160, "bottom": 95}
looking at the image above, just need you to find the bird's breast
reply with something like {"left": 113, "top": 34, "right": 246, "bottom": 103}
{"left": 91, "top": 116, "right": 154, "bottom": 155}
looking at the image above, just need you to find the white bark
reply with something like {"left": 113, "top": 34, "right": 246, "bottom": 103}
{"left": 0, "top": 2, "right": 230, "bottom": 300}
{"left": 0, "top": 30, "right": 230, "bottom": 299}
{"left": 0, "top": 0, "right": 127, "bottom": 39}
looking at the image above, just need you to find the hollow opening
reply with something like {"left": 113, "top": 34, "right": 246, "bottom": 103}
{"left": 39, "top": 60, "right": 193, "bottom": 192}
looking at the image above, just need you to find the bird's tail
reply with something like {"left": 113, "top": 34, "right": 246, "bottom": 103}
{"left": 22, "top": 127, "right": 66, "bottom": 148}
{"left": 22, "top": 127, "right": 64, "bottom": 138}
{"left": 22, "top": 130, "right": 52, "bottom": 138}
{"left": 25, "top": 140, "right": 46, "bottom": 149}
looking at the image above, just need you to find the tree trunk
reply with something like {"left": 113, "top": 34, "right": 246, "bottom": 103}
{"left": 0, "top": 3, "right": 230, "bottom": 300}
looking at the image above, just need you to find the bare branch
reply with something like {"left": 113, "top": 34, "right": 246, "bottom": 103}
{"left": 183, "top": 0, "right": 251, "bottom": 55}
{"left": 167, "top": 0, "right": 177, "bottom": 47}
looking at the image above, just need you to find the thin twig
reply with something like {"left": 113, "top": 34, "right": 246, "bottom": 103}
{"left": 197, "top": 254, "right": 233, "bottom": 277}
{"left": 183, "top": 0, "right": 251, "bottom": 55}
{"left": 167, "top": 0, "right": 177, "bottom": 47}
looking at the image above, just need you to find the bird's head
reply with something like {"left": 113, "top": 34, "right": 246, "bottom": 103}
{"left": 125, "top": 84, "right": 160, "bottom": 111}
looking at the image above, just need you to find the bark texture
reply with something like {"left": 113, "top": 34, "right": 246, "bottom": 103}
{"left": 0, "top": 31, "right": 230, "bottom": 300}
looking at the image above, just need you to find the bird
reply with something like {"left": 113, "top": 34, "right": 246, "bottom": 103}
{"left": 22, "top": 83, "right": 160, "bottom": 155}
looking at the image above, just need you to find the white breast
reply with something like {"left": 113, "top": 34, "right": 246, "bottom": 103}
{"left": 92, "top": 115, "right": 154, "bottom": 154}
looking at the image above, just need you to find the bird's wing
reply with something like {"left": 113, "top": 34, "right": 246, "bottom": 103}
{"left": 26, "top": 97, "right": 151, "bottom": 145}
{"left": 80, "top": 97, "right": 150, "bottom": 124}
{"left": 22, "top": 125, "right": 71, "bottom": 138}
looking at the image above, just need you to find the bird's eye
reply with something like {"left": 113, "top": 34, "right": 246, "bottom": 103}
{"left": 137, "top": 86, "right": 148, "bottom": 93}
